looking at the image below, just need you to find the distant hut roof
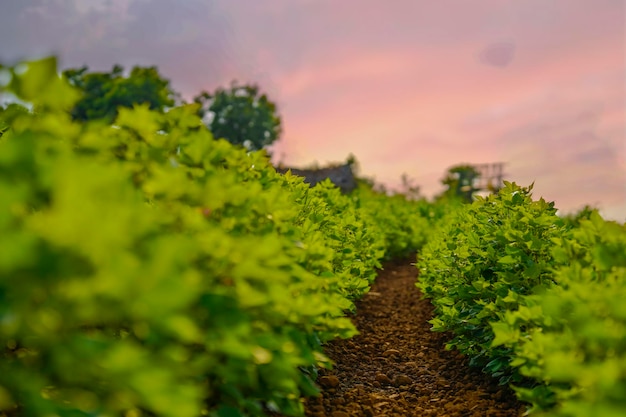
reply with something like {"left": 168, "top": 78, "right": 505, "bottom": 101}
{"left": 276, "top": 163, "right": 357, "bottom": 193}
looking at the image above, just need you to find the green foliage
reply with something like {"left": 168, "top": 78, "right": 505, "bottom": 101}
{"left": 352, "top": 181, "right": 436, "bottom": 259}
{"left": 558, "top": 205, "right": 596, "bottom": 227}
{"left": 0, "top": 57, "right": 432, "bottom": 417}
{"left": 417, "top": 182, "right": 568, "bottom": 383}
{"left": 63, "top": 64, "right": 176, "bottom": 123}
{"left": 418, "top": 181, "right": 626, "bottom": 416}
{"left": 509, "top": 212, "right": 626, "bottom": 416}
{"left": 193, "top": 83, "right": 282, "bottom": 151}
{"left": 0, "top": 103, "right": 30, "bottom": 138}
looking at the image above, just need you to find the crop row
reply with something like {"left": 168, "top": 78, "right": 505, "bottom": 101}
{"left": 0, "top": 58, "right": 435, "bottom": 417}
{"left": 418, "top": 182, "right": 626, "bottom": 416}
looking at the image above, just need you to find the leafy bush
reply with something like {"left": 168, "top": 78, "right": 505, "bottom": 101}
{"left": 417, "top": 182, "right": 568, "bottom": 383}
{"left": 0, "top": 57, "right": 431, "bottom": 417}
{"left": 508, "top": 212, "right": 626, "bottom": 416}
{"left": 352, "top": 183, "right": 435, "bottom": 260}
{"left": 418, "top": 181, "right": 626, "bottom": 416}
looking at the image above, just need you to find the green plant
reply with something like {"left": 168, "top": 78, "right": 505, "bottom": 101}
{"left": 0, "top": 56, "right": 434, "bottom": 417}
{"left": 417, "top": 182, "right": 568, "bottom": 384}
{"left": 418, "top": 179, "right": 626, "bottom": 416}
{"left": 509, "top": 212, "right": 626, "bottom": 416}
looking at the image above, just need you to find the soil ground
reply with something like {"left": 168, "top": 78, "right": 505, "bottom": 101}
{"left": 301, "top": 258, "right": 526, "bottom": 417}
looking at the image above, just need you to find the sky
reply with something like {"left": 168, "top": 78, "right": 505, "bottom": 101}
{"left": 1, "top": 0, "right": 625, "bottom": 220}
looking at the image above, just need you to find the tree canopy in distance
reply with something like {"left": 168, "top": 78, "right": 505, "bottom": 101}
{"left": 61, "top": 64, "right": 282, "bottom": 152}
{"left": 193, "top": 82, "right": 282, "bottom": 152}
{"left": 62, "top": 65, "right": 177, "bottom": 123}
{"left": 438, "top": 164, "right": 481, "bottom": 203}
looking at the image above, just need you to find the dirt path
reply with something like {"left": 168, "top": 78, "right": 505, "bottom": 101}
{"left": 302, "top": 258, "right": 526, "bottom": 417}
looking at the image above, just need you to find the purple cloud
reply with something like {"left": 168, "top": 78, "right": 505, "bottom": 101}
{"left": 479, "top": 42, "right": 517, "bottom": 68}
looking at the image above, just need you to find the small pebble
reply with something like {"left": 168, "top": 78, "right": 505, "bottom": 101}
{"left": 319, "top": 375, "right": 340, "bottom": 388}
{"left": 375, "top": 373, "right": 392, "bottom": 385}
{"left": 394, "top": 374, "right": 413, "bottom": 386}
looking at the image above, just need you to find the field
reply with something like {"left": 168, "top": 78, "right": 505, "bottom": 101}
{"left": 294, "top": 258, "right": 524, "bottom": 417}
{"left": 1, "top": 58, "right": 625, "bottom": 417}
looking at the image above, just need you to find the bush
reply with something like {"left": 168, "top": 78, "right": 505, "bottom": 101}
{"left": 0, "top": 57, "right": 432, "bottom": 416}
{"left": 418, "top": 181, "right": 626, "bottom": 416}
{"left": 417, "top": 182, "right": 568, "bottom": 383}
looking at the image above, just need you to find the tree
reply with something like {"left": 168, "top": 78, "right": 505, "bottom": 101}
{"left": 438, "top": 164, "right": 480, "bottom": 203}
{"left": 62, "top": 65, "right": 177, "bottom": 123}
{"left": 193, "top": 82, "right": 282, "bottom": 151}
{"left": 399, "top": 173, "right": 422, "bottom": 200}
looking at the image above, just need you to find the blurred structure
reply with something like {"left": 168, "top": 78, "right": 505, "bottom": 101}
{"left": 276, "top": 163, "right": 357, "bottom": 193}
{"left": 473, "top": 163, "right": 506, "bottom": 193}
{"left": 442, "top": 163, "right": 506, "bottom": 202}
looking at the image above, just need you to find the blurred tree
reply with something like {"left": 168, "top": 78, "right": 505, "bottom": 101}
{"left": 63, "top": 65, "right": 177, "bottom": 123}
{"left": 438, "top": 164, "right": 480, "bottom": 203}
{"left": 399, "top": 173, "right": 422, "bottom": 200}
{"left": 193, "top": 82, "right": 282, "bottom": 151}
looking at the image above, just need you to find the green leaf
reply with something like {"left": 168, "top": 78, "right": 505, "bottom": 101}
{"left": 115, "top": 103, "right": 162, "bottom": 139}
{"left": 498, "top": 255, "right": 517, "bottom": 264}
{"left": 491, "top": 322, "right": 520, "bottom": 347}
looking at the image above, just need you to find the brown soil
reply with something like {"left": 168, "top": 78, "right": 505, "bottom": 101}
{"left": 302, "top": 258, "right": 527, "bottom": 417}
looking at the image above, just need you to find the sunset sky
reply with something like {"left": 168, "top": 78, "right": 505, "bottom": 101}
{"left": 1, "top": 0, "right": 624, "bottom": 220}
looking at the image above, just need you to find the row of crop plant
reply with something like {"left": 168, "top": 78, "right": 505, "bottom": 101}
{"left": 0, "top": 58, "right": 438, "bottom": 417}
{"left": 418, "top": 181, "right": 626, "bottom": 417}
